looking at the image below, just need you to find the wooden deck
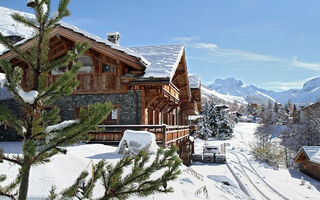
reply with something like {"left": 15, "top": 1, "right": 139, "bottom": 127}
{"left": 92, "top": 124, "right": 190, "bottom": 147}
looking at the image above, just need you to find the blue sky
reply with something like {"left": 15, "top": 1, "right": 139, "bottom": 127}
{"left": 1, "top": 0, "right": 320, "bottom": 91}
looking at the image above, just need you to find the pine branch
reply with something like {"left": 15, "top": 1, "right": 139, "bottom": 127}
{"left": 0, "top": 34, "right": 33, "bottom": 67}
{"left": 1, "top": 156, "right": 22, "bottom": 166}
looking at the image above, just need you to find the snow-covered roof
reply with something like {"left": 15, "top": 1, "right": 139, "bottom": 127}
{"left": 129, "top": 45, "right": 185, "bottom": 80}
{"left": 0, "top": 6, "right": 149, "bottom": 67}
{"left": 0, "top": 6, "right": 187, "bottom": 81}
{"left": 295, "top": 146, "right": 320, "bottom": 165}
{"left": 57, "top": 22, "right": 150, "bottom": 66}
{"left": 188, "top": 74, "right": 201, "bottom": 89}
{"left": 0, "top": 6, "right": 35, "bottom": 53}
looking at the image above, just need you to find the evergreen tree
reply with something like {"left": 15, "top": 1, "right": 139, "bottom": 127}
{"left": 216, "top": 113, "right": 233, "bottom": 139}
{"left": 0, "top": 1, "right": 113, "bottom": 199}
{"left": 197, "top": 100, "right": 233, "bottom": 140}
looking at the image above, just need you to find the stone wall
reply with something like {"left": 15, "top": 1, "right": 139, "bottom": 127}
{"left": 56, "top": 91, "right": 142, "bottom": 125}
{"left": 0, "top": 91, "right": 142, "bottom": 141}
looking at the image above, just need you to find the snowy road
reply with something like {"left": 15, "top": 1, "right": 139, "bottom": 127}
{"left": 228, "top": 150, "right": 289, "bottom": 200}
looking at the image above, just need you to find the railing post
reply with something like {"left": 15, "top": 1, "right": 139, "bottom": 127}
{"left": 162, "top": 124, "right": 167, "bottom": 148}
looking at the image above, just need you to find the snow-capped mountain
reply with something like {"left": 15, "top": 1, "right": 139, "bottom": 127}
{"left": 207, "top": 77, "right": 320, "bottom": 105}
{"left": 201, "top": 85, "right": 247, "bottom": 105}
{"left": 261, "top": 78, "right": 320, "bottom": 105}
{"left": 208, "top": 77, "right": 275, "bottom": 104}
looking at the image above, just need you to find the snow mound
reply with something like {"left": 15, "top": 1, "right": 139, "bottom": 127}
{"left": 116, "top": 130, "right": 159, "bottom": 155}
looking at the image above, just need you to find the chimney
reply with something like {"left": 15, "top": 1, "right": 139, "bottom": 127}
{"left": 27, "top": 0, "right": 36, "bottom": 8}
{"left": 107, "top": 32, "right": 120, "bottom": 45}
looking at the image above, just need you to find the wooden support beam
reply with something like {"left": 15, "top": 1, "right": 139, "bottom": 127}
{"left": 153, "top": 97, "right": 167, "bottom": 110}
{"left": 146, "top": 95, "right": 161, "bottom": 108}
{"left": 159, "top": 101, "right": 170, "bottom": 112}
{"left": 141, "top": 86, "right": 146, "bottom": 124}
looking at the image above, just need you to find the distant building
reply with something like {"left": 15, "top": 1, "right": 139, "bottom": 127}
{"left": 298, "top": 102, "right": 320, "bottom": 123}
{"left": 294, "top": 146, "right": 320, "bottom": 180}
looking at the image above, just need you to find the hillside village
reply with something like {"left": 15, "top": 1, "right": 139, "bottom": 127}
{"left": 0, "top": 1, "right": 319, "bottom": 200}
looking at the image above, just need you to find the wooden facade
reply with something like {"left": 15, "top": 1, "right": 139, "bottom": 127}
{"left": 0, "top": 24, "right": 202, "bottom": 150}
{"left": 294, "top": 147, "right": 320, "bottom": 180}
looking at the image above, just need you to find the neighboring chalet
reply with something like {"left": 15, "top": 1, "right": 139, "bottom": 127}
{"left": 298, "top": 102, "right": 320, "bottom": 124}
{"left": 187, "top": 74, "right": 202, "bottom": 135}
{"left": 294, "top": 146, "right": 320, "bottom": 180}
{"left": 0, "top": 7, "right": 202, "bottom": 154}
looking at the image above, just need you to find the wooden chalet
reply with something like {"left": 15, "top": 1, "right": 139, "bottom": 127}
{"left": 0, "top": 8, "right": 202, "bottom": 153}
{"left": 187, "top": 74, "right": 202, "bottom": 135}
{"left": 298, "top": 102, "right": 320, "bottom": 124}
{"left": 294, "top": 146, "right": 320, "bottom": 180}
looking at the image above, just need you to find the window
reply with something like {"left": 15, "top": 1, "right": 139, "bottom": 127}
{"left": 75, "top": 106, "right": 120, "bottom": 125}
{"left": 78, "top": 55, "right": 94, "bottom": 74}
{"left": 50, "top": 54, "right": 67, "bottom": 75}
{"left": 111, "top": 108, "right": 118, "bottom": 120}
{"left": 101, "top": 63, "right": 114, "bottom": 73}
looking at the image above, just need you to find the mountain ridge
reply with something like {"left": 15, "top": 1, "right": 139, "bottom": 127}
{"left": 207, "top": 77, "right": 320, "bottom": 105}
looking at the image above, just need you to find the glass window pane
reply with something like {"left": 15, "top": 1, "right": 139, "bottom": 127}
{"left": 78, "top": 55, "right": 94, "bottom": 74}
{"left": 111, "top": 108, "right": 117, "bottom": 120}
{"left": 102, "top": 63, "right": 114, "bottom": 73}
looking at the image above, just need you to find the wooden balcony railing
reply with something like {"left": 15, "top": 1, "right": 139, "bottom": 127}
{"left": 47, "top": 73, "right": 116, "bottom": 93}
{"left": 162, "top": 84, "right": 180, "bottom": 101}
{"left": 93, "top": 124, "right": 190, "bottom": 147}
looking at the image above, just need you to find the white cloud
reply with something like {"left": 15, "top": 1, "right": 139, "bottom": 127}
{"left": 193, "top": 42, "right": 282, "bottom": 62}
{"left": 291, "top": 57, "right": 320, "bottom": 71}
{"left": 262, "top": 76, "right": 317, "bottom": 91}
{"left": 171, "top": 36, "right": 197, "bottom": 43}
{"left": 194, "top": 43, "right": 218, "bottom": 49}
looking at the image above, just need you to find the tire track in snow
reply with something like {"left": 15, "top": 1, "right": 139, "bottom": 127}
{"left": 237, "top": 152, "right": 290, "bottom": 200}
{"left": 230, "top": 151, "right": 272, "bottom": 200}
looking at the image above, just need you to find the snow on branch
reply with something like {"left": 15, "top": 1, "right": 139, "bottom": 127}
{"left": 17, "top": 88, "right": 38, "bottom": 104}
{"left": 45, "top": 120, "right": 79, "bottom": 134}
{"left": 0, "top": 73, "right": 5, "bottom": 87}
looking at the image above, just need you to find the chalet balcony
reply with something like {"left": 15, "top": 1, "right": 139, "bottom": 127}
{"left": 162, "top": 84, "right": 180, "bottom": 101}
{"left": 47, "top": 73, "right": 117, "bottom": 93}
{"left": 92, "top": 124, "right": 190, "bottom": 147}
{"left": 186, "top": 101, "right": 200, "bottom": 115}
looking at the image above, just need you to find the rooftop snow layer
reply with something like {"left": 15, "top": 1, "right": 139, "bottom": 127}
{"left": 0, "top": 6, "right": 149, "bottom": 67}
{"left": 0, "top": 6, "right": 188, "bottom": 80}
{"left": 57, "top": 22, "right": 150, "bottom": 66}
{"left": 189, "top": 74, "right": 201, "bottom": 89}
{"left": 302, "top": 146, "right": 320, "bottom": 165}
{"left": 0, "top": 6, "right": 34, "bottom": 37}
{"left": 129, "top": 45, "right": 185, "bottom": 80}
{"left": 0, "top": 6, "right": 35, "bottom": 53}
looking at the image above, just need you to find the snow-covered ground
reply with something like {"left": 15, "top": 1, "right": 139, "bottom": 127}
{"left": 0, "top": 142, "right": 247, "bottom": 199}
{"left": 0, "top": 123, "right": 319, "bottom": 199}
{"left": 226, "top": 123, "right": 320, "bottom": 200}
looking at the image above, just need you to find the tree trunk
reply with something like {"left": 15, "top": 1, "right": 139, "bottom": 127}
{"left": 18, "top": 161, "right": 31, "bottom": 200}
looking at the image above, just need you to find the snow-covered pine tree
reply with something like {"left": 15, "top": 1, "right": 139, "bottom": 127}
{"left": 197, "top": 101, "right": 212, "bottom": 139}
{"left": 0, "top": 1, "right": 113, "bottom": 199}
{"left": 0, "top": 1, "right": 181, "bottom": 199}
{"left": 197, "top": 100, "right": 233, "bottom": 140}
{"left": 216, "top": 113, "right": 233, "bottom": 140}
